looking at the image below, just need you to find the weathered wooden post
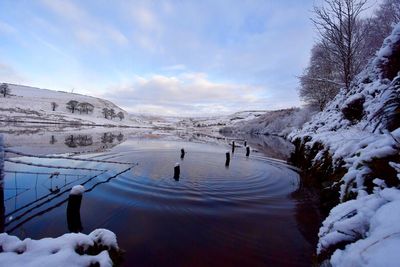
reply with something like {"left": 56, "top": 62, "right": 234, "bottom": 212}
{"left": 225, "top": 152, "right": 230, "bottom": 166}
{"left": 231, "top": 141, "right": 235, "bottom": 153}
{"left": 244, "top": 140, "right": 247, "bottom": 147}
{"left": 246, "top": 146, "right": 250, "bottom": 157}
{"left": 174, "top": 163, "right": 180, "bottom": 181}
{"left": 67, "top": 185, "right": 85, "bottom": 233}
{"left": 181, "top": 148, "right": 185, "bottom": 159}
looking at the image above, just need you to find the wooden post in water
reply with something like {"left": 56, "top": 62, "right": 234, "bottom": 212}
{"left": 246, "top": 146, "right": 250, "bottom": 157}
{"left": 67, "top": 185, "right": 84, "bottom": 233}
{"left": 231, "top": 141, "right": 235, "bottom": 153}
{"left": 174, "top": 163, "right": 180, "bottom": 181}
{"left": 225, "top": 152, "right": 230, "bottom": 166}
{"left": 244, "top": 140, "right": 247, "bottom": 147}
{"left": 181, "top": 148, "right": 185, "bottom": 159}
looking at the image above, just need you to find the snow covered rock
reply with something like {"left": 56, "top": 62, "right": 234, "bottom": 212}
{"left": 319, "top": 188, "right": 400, "bottom": 267}
{"left": 0, "top": 229, "right": 120, "bottom": 267}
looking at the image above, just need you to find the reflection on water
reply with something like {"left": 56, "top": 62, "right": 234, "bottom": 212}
{"left": 65, "top": 135, "right": 93, "bottom": 147}
{"left": 221, "top": 132, "right": 294, "bottom": 160}
{"left": 0, "top": 126, "right": 319, "bottom": 266}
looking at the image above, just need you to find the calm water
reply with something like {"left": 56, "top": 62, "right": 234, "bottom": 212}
{"left": 0, "top": 127, "right": 320, "bottom": 266}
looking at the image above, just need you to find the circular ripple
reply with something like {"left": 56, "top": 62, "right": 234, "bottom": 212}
{"left": 89, "top": 148, "right": 300, "bottom": 216}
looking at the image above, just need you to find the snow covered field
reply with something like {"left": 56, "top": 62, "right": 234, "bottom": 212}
{"left": 0, "top": 84, "right": 143, "bottom": 127}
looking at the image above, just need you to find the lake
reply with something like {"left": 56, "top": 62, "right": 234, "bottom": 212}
{"left": 0, "top": 125, "right": 321, "bottom": 266}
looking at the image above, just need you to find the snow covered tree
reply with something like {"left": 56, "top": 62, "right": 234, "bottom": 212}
{"left": 109, "top": 108, "right": 116, "bottom": 119}
{"left": 312, "top": 0, "right": 368, "bottom": 89}
{"left": 299, "top": 43, "right": 341, "bottom": 110}
{"left": 116, "top": 111, "right": 124, "bottom": 121}
{"left": 0, "top": 83, "right": 11, "bottom": 98}
{"left": 102, "top": 108, "right": 109, "bottom": 119}
{"left": 77, "top": 102, "right": 94, "bottom": 114}
{"left": 51, "top": 102, "right": 58, "bottom": 111}
{"left": 66, "top": 100, "right": 79, "bottom": 113}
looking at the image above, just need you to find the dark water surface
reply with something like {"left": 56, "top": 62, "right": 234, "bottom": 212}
{"left": 1, "top": 128, "right": 319, "bottom": 266}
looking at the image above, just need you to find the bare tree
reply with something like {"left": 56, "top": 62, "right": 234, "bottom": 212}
{"left": 77, "top": 102, "right": 94, "bottom": 114}
{"left": 299, "top": 43, "right": 341, "bottom": 110}
{"left": 363, "top": 0, "right": 400, "bottom": 60}
{"left": 66, "top": 100, "right": 79, "bottom": 113}
{"left": 51, "top": 102, "right": 58, "bottom": 111}
{"left": 102, "top": 108, "right": 109, "bottom": 119}
{"left": 109, "top": 108, "right": 116, "bottom": 119}
{"left": 116, "top": 111, "right": 124, "bottom": 121}
{"left": 0, "top": 83, "right": 11, "bottom": 98}
{"left": 312, "top": 0, "right": 368, "bottom": 89}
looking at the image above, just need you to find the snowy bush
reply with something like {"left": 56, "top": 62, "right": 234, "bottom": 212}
{"left": 0, "top": 229, "right": 120, "bottom": 267}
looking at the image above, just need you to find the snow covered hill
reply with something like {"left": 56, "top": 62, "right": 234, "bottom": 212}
{"left": 289, "top": 23, "right": 400, "bottom": 266}
{"left": 220, "top": 107, "right": 316, "bottom": 137}
{"left": 175, "top": 110, "right": 269, "bottom": 131}
{"left": 0, "top": 83, "right": 143, "bottom": 126}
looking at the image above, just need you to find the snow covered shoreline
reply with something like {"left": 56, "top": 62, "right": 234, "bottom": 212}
{"left": 0, "top": 229, "right": 120, "bottom": 267}
{"left": 289, "top": 23, "right": 400, "bottom": 266}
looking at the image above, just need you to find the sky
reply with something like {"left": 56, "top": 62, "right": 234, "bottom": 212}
{"left": 0, "top": 0, "right": 320, "bottom": 116}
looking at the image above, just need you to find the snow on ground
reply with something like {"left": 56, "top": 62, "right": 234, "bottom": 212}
{"left": 176, "top": 110, "right": 269, "bottom": 132}
{"left": 289, "top": 23, "right": 400, "bottom": 266}
{"left": 320, "top": 188, "right": 400, "bottom": 267}
{"left": 220, "top": 107, "right": 316, "bottom": 137}
{"left": 0, "top": 83, "right": 144, "bottom": 127}
{"left": 0, "top": 229, "right": 118, "bottom": 267}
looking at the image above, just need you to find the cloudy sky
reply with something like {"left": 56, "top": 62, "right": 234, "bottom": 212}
{"left": 0, "top": 0, "right": 319, "bottom": 116}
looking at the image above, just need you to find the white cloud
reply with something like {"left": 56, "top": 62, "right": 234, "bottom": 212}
{"left": 40, "top": 0, "right": 129, "bottom": 48}
{"left": 162, "top": 64, "right": 187, "bottom": 71}
{"left": 0, "top": 63, "right": 27, "bottom": 84}
{"left": 101, "top": 72, "right": 271, "bottom": 116}
{"left": 0, "top": 21, "right": 17, "bottom": 35}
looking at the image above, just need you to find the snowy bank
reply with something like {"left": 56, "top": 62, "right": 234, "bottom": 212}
{"left": 289, "top": 23, "right": 400, "bottom": 265}
{"left": 0, "top": 229, "right": 120, "bottom": 267}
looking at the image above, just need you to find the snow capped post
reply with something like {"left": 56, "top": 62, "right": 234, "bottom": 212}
{"left": 246, "top": 146, "right": 250, "bottom": 157}
{"left": 67, "top": 185, "right": 85, "bottom": 233}
{"left": 181, "top": 148, "right": 185, "bottom": 159}
{"left": 231, "top": 141, "right": 235, "bottom": 153}
{"left": 174, "top": 163, "right": 180, "bottom": 181}
{"left": 225, "top": 151, "right": 230, "bottom": 167}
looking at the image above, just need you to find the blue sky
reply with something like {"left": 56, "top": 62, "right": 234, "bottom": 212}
{"left": 0, "top": 0, "right": 318, "bottom": 116}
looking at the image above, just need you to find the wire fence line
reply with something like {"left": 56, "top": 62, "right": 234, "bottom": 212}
{"left": 4, "top": 158, "right": 107, "bottom": 171}
{"left": 5, "top": 149, "right": 136, "bottom": 165}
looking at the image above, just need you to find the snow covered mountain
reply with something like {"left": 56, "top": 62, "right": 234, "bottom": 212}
{"left": 0, "top": 83, "right": 143, "bottom": 126}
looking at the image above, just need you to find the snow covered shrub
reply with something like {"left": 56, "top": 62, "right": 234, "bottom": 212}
{"left": 379, "top": 33, "right": 400, "bottom": 80}
{"left": 372, "top": 76, "right": 400, "bottom": 132}
{"left": 0, "top": 229, "right": 121, "bottom": 267}
{"left": 341, "top": 94, "right": 365, "bottom": 123}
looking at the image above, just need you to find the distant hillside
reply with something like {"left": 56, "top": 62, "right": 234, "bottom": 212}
{"left": 176, "top": 110, "right": 269, "bottom": 131}
{"left": 220, "top": 108, "right": 316, "bottom": 137}
{"left": 0, "top": 83, "right": 142, "bottom": 126}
